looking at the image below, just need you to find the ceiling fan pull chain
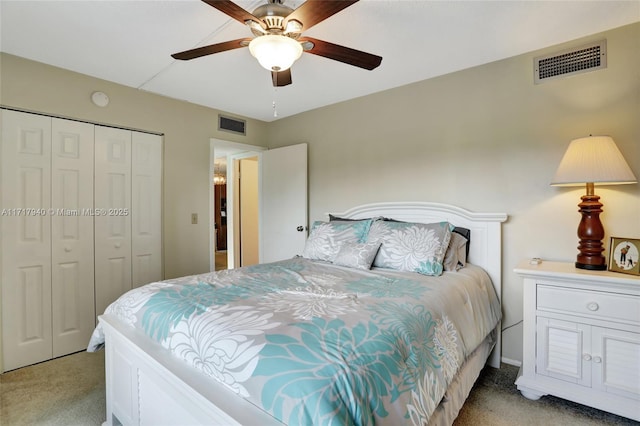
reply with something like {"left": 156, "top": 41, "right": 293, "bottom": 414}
{"left": 272, "top": 87, "right": 278, "bottom": 118}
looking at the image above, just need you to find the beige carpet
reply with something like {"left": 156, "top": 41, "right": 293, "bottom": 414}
{"left": 1, "top": 351, "right": 637, "bottom": 425}
{"left": 1, "top": 351, "right": 105, "bottom": 426}
{"left": 454, "top": 364, "right": 637, "bottom": 426}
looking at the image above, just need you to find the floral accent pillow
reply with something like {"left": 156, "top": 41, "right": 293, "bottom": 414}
{"left": 368, "top": 220, "right": 452, "bottom": 276}
{"left": 333, "top": 242, "right": 382, "bottom": 270}
{"left": 302, "top": 220, "right": 373, "bottom": 262}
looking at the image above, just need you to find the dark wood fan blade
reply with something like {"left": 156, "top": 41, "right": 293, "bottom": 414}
{"left": 272, "top": 69, "right": 292, "bottom": 87}
{"left": 202, "top": 0, "right": 266, "bottom": 29}
{"left": 285, "top": 0, "right": 358, "bottom": 32}
{"left": 299, "top": 37, "right": 382, "bottom": 70}
{"left": 172, "top": 38, "right": 251, "bottom": 60}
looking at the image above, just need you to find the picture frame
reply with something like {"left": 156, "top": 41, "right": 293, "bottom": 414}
{"left": 608, "top": 237, "right": 640, "bottom": 276}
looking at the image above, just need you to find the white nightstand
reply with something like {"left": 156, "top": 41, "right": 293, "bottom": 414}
{"left": 514, "top": 260, "right": 640, "bottom": 421}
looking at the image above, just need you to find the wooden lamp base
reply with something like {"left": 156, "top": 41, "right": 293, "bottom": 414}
{"left": 575, "top": 183, "right": 607, "bottom": 270}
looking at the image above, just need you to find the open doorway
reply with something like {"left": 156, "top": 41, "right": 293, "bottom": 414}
{"left": 210, "top": 140, "right": 308, "bottom": 271}
{"left": 213, "top": 157, "right": 227, "bottom": 270}
{"left": 210, "top": 139, "right": 266, "bottom": 271}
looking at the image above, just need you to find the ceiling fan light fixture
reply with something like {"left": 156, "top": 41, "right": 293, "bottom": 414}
{"left": 249, "top": 34, "right": 302, "bottom": 71}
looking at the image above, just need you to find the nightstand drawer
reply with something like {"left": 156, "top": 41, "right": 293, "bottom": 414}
{"left": 537, "top": 285, "right": 640, "bottom": 324}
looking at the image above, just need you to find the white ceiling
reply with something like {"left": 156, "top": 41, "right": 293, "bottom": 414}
{"left": 1, "top": 1, "right": 638, "bottom": 122}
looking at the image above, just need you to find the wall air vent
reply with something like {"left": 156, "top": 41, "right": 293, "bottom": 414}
{"left": 534, "top": 40, "right": 606, "bottom": 84}
{"left": 218, "top": 115, "right": 246, "bottom": 135}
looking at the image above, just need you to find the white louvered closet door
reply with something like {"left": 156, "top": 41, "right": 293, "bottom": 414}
{"left": 51, "top": 118, "right": 95, "bottom": 357}
{"left": 1, "top": 110, "right": 53, "bottom": 371}
{"left": 131, "top": 132, "right": 162, "bottom": 288}
{"left": 94, "top": 126, "right": 133, "bottom": 317}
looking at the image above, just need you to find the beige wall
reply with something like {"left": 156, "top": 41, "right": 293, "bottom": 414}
{"left": 0, "top": 53, "right": 268, "bottom": 279}
{"left": 265, "top": 23, "right": 640, "bottom": 363}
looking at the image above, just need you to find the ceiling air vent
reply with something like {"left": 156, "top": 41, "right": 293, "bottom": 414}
{"left": 218, "top": 115, "right": 246, "bottom": 135}
{"left": 534, "top": 40, "right": 606, "bottom": 84}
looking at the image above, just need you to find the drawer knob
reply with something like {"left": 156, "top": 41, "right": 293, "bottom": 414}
{"left": 586, "top": 302, "right": 599, "bottom": 311}
{"left": 582, "top": 354, "right": 592, "bottom": 361}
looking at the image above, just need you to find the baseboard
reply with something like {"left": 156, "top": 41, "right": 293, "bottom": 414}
{"left": 501, "top": 357, "right": 522, "bottom": 367}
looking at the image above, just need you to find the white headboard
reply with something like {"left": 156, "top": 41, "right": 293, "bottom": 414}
{"left": 330, "top": 202, "right": 508, "bottom": 367}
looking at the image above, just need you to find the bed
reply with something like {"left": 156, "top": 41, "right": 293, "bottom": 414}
{"left": 88, "top": 201, "right": 507, "bottom": 426}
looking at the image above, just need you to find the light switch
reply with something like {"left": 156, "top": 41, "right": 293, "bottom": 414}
{"left": 191, "top": 213, "right": 198, "bottom": 224}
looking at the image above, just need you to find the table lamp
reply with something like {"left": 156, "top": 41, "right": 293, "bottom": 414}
{"left": 551, "top": 135, "right": 637, "bottom": 270}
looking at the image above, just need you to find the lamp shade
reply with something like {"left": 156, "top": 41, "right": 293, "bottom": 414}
{"left": 551, "top": 136, "right": 637, "bottom": 186}
{"left": 249, "top": 35, "right": 303, "bottom": 72}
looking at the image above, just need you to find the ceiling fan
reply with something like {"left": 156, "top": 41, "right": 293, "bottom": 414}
{"left": 171, "top": 0, "right": 382, "bottom": 87}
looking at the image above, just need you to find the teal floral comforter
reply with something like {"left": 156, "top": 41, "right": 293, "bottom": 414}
{"left": 88, "top": 257, "right": 501, "bottom": 425}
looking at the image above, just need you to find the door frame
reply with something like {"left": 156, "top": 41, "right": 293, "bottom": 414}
{"left": 209, "top": 139, "right": 266, "bottom": 271}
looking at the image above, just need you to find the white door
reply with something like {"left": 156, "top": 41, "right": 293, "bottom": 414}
{"left": 131, "top": 132, "right": 163, "bottom": 287}
{"left": 592, "top": 327, "right": 640, "bottom": 399}
{"left": 1, "top": 110, "right": 53, "bottom": 371}
{"left": 94, "top": 126, "right": 132, "bottom": 316}
{"left": 259, "top": 143, "right": 308, "bottom": 264}
{"left": 50, "top": 118, "right": 95, "bottom": 356}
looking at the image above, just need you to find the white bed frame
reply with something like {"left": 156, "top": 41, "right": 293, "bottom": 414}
{"left": 99, "top": 202, "right": 507, "bottom": 426}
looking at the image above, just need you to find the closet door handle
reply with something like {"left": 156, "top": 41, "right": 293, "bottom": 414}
{"left": 114, "top": 242, "right": 121, "bottom": 249}
{"left": 64, "top": 246, "right": 72, "bottom": 253}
